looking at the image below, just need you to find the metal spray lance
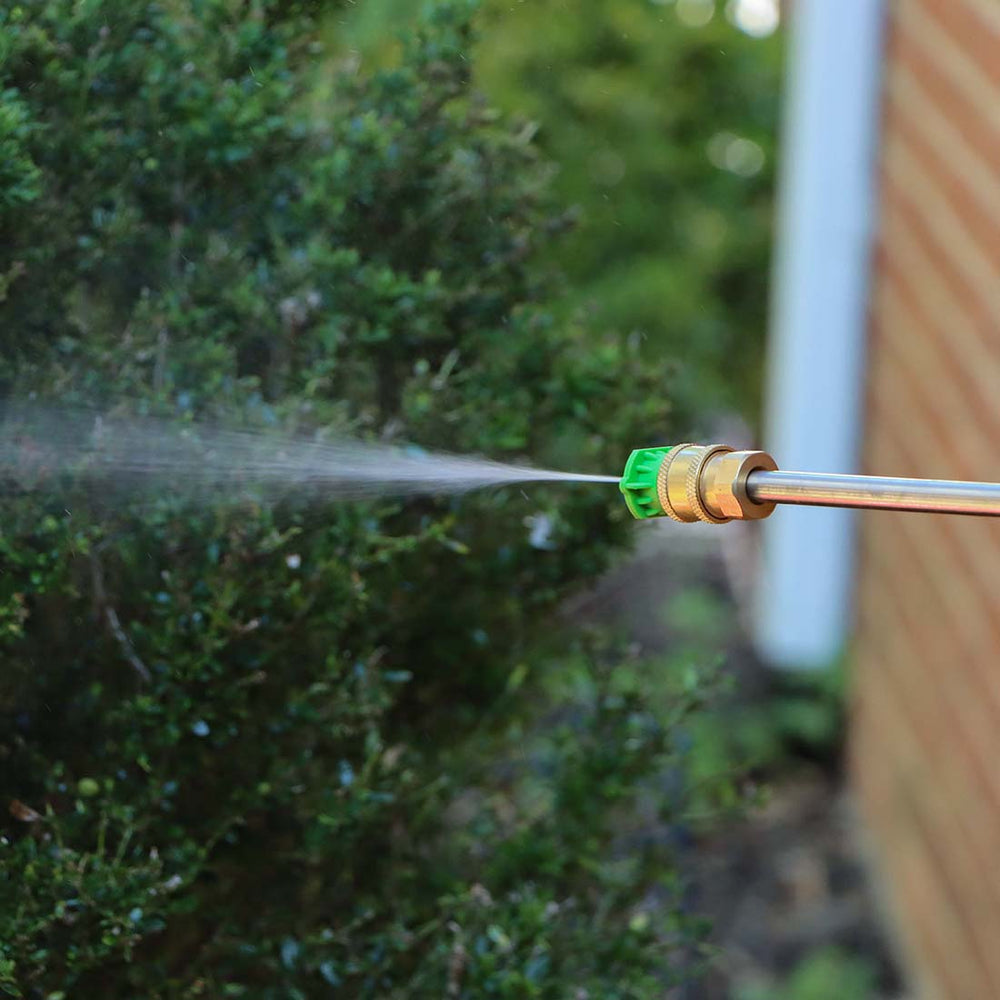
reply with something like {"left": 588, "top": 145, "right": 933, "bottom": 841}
{"left": 618, "top": 444, "right": 1000, "bottom": 522}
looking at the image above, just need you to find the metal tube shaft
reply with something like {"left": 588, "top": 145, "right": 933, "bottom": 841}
{"left": 746, "top": 470, "right": 1000, "bottom": 517}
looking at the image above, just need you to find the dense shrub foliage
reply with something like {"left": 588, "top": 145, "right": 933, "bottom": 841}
{"left": 477, "top": 0, "right": 783, "bottom": 418}
{"left": 0, "top": 2, "right": 733, "bottom": 996}
{"left": 345, "top": 0, "right": 783, "bottom": 419}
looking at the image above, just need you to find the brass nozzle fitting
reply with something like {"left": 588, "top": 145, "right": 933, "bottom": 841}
{"left": 621, "top": 444, "right": 778, "bottom": 522}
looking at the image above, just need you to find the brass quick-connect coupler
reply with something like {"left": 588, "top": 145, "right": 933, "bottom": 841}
{"left": 620, "top": 444, "right": 778, "bottom": 522}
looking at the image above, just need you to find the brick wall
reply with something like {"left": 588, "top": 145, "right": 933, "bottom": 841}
{"left": 852, "top": 1, "right": 1000, "bottom": 996}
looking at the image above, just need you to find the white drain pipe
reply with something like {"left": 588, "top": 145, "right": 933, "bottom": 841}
{"left": 755, "top": 0, "right": 886, "bottom": 669}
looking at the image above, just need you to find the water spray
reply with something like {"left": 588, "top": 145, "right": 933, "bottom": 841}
{"left": 7, "top": 408, "right": 1000, "bottom": 518}
{"left": 619, "top": 444, "right": 1000, "bottom": 522}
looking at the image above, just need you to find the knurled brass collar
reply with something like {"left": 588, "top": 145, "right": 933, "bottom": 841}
{"left": 656, "top": 443, "right": 694, "bottom": 521}
{"left": 684, "top": 444, "right": 734, "bottom": 524}
{"left": 657, "top": 444, "right": 732, "bottom": 523}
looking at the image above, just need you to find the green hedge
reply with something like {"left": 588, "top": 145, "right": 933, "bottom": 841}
{"left": 342, "top": 0, "right": 783, "bottom": 419}
{"left": 0, "top": 2, "right": 733, "bottom": 996}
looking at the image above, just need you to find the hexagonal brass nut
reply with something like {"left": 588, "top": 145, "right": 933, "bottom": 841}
{"left": 701, "top": 449, "right": 778, "bottom": 521}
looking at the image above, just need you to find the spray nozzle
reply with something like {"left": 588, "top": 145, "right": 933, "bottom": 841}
{"left": 620, "top": 444, "right": 778, "bottom": 523}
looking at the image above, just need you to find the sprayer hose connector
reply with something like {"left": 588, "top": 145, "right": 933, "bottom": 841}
{"left": 652, "top": 444, "right": 776, "bottom": 523}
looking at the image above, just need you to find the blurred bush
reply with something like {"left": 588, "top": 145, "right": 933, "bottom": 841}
{"left": 344, "top": 0, "right": 783, "bottom": 419}
{"left": 0, "top": 1, "right": 739, "bottom": 996}
{"left": 737, "top": 947, "right": 879, "bottom": 1000}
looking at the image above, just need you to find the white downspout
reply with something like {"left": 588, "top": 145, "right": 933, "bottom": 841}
{"left": 754, "top": 0, "right": 886, "bottom": 669}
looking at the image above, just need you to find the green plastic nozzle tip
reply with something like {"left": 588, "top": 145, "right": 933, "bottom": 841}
{"left": 620, "top": 446, "right": 672, "bottom": 519}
